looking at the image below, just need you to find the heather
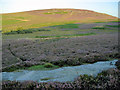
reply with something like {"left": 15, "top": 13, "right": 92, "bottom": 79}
{"left": 4, "top": 28, "right": 50, "bottom": 35}
{"left": 2, "top": 33, "right": 119, "bottom": 72}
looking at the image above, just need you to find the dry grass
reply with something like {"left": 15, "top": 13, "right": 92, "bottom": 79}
{"left": 2, "top": 9, "right": 117, "bottom": 33}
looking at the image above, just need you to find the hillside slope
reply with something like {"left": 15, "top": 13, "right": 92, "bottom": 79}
{"left": 2, "top": 9, "right": 117, "bottom": 33}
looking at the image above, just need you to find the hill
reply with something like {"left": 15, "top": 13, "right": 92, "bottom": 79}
{"left": 2, "top": 9, "right": 117, "bottom": 33}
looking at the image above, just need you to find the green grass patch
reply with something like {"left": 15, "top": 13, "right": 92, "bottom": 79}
{"left": 95, "top": 21, "right": 106, "bottom": 23}
{"left": 27, "top": 63, "right": 59, "bottom": 70}
{"left": 51, "top": 24, "right": 79, "bottom": 29}
{"left": 2, "top": 19, "right": 24, "bottom": 25}
{"left": 2, "top": 63, "right": 59, "bottom": 72}
{"left": 44, "top": 63, "right": 54, "bottom": 68}
{"left": 15, "top": 17, "right": 25, "bottom": 19}
{"left": 92, "top": 26, "right": 105, "bottom": 29}
{"left": 35, "top": 33, "right": 96, "bottom": 38}
{"left": 110, "top": 21, "right": 119, "bottom": 23}
{"left": 28, "top": 21, "right": 78, "bottom": 30}
{"left": 105, "top": 25, "right": 120, "bottom": 28}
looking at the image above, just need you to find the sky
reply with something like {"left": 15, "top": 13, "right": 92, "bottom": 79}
{"left": 0, "top": 0, "right": 119, "bottom": 17}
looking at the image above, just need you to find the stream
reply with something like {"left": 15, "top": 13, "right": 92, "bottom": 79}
{"left": 1, "top": 60, "right": 118, "bottom": 82}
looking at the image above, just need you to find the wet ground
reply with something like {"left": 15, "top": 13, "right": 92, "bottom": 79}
{"left": 1, "top": 60, "right": 118, "bottom": 82}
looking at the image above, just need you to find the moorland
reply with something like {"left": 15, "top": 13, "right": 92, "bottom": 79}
{"left": 1, "top": 9, "right": 120, "bottom": 89}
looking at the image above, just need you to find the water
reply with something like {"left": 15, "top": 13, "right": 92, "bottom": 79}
{"left": 1, "top": 60, "right": 118, "bottom": 82}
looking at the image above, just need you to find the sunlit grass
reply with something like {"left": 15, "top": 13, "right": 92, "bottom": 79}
{"left": 2, "top": 9, "right": 117, "bottom": 33}
{"left": 35, "top": 33, "right": 96, "bottom": 38}
{"left": 2, "top": 19, "right": 25, "bottom": 25}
